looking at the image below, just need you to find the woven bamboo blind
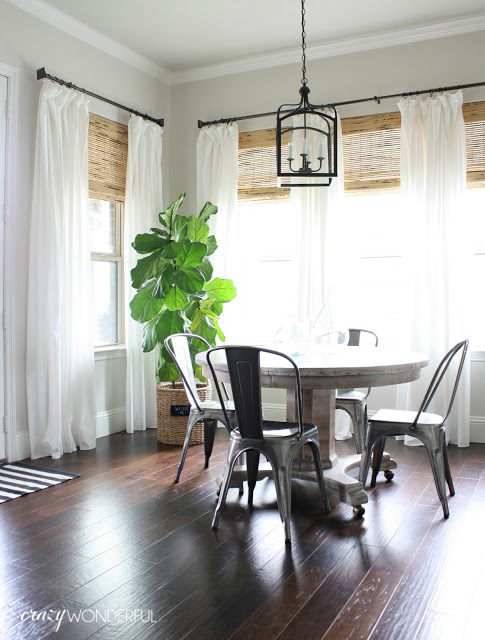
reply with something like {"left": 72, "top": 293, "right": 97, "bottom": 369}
{"left": 238, "top": 100, "right": 485, "bottom": 200}
{"left": 88, "top": 114, "right": 128, "bottom": 204}
{"left": 341, "top": 111, "right": 401, "bottom": 194}
{"left": 238, "top": 128, "right": 290, "bottom": 201}
{"left": 463, "top": 101, "right": 485, "bottom": 188}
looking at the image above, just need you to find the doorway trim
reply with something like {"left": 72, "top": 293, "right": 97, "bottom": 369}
{"left": 0, "top": 61, "right": 18, "bottom": 462}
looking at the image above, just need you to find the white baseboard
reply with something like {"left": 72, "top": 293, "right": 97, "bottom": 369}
{"left": 262, "top": 402, "right": 286, "bottom": 421}
{"left": 96, "top": 407, "right": 126, "bottom": 438}
{"left": 470, "top": 416, "right": 485, "bottom": 444}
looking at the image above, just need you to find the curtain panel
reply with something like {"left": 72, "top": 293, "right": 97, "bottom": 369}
{"left": 26, "top": 80, "right": 96, "bottom": 459}
{"left": 397, "top": 91, "right": 471, "bottom": 446}
{"left": 196, "top": 123, "right": 239, "bottom": 340}
{"left": 124, "top": 116, "right": 164, "bottom": 432}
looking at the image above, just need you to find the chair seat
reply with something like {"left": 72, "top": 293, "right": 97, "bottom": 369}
{"left": 336, "top": 390, "right": 367, "bottom": 403}
{"left": 370, "top": 408, "right": 444, "bottom": 427}
{"left": 200, "top": 399, "right": 235, "bottom": 413}
{"left": 231, "top": 420, "right": 318, "bottom": 440}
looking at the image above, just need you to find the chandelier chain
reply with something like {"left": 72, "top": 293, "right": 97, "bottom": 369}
{"left": 301, "top": 0, "right": 307, "bottom": 85}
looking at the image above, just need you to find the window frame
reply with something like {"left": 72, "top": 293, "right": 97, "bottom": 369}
{"left": 89, "top": 200, "right": 125, "bottom": 349}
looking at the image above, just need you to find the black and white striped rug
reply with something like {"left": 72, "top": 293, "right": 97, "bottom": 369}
{"left": 0, "top": 463, "right": 79, "bottom": 503}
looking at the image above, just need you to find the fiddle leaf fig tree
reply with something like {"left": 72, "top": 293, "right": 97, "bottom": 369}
{"left": 130, "top": 192, "right": 237, "bottom": 382}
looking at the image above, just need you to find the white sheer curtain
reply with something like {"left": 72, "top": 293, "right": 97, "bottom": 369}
{"left": 290, "top": 115, "right": 345, "bottom": 337}
{"left": 196, "top": 123, "right": 239, "bottom": 339}
{"left": 26, "top": 80, "right": 96, "bottom": 459}
{"left": 397, "top": 91, "right": 471, "bottom": 446}
{"left": 124, "top": 116, "right": 164, "bottom": 432}
{"left": 196, "top": 123, "right": 239, "bottom": 280}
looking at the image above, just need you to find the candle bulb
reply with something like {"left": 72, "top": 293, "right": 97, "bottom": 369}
{"left": 302, "top": 138, "right": 308, "bottom": 156}
{"left": 287, "top": 143, "right": 294, "bottom": 161}
{"left": 318, "top": 141, "right": 324, "bottom": 159}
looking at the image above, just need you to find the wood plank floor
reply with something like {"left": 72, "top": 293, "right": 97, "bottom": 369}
{"left": 1, "top": 429, "right": 484, "bottom": 640}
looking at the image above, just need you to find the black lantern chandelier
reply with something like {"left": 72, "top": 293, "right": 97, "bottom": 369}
{"left": 276, "top": 0, "right": 338, "bottom": 187}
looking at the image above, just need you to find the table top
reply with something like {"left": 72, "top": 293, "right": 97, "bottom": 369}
{"left": 196, "top": 344, "right": 429, "bottom": 390}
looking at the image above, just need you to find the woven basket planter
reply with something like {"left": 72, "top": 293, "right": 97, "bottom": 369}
{"left": 156, "top": 381, "right": 211, "bottom": 445}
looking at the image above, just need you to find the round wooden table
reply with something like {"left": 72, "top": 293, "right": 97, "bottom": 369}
{"left": 196, "top": 344, "right": 429, "bottom": 513}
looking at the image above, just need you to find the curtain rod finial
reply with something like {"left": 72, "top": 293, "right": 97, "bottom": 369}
{"left": 36, "top": 67, "right": 47, "bottom": 80}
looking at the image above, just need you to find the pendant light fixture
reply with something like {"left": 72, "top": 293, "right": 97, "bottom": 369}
{"left": 276, "top": 0, "right": 338, "bottom": 187}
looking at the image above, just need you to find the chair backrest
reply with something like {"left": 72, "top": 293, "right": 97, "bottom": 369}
{"left": 414, "top": 340, "right": 469, "bottom": 427}
{"left": 347, "top": 328, "right": 379, "bottom": 348}
{"left": 207, "top": 346, "right": 304, "bottom": 440}
{"left": 164, "top": 333, "right": 211, "bottom": 412}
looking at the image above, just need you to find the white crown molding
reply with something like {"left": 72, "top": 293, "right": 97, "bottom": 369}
{"left": 5, "top": 0, "right": 172, "bottom": 85}
{"left": 172, "top": 13, "right": 485, "bottom": 85}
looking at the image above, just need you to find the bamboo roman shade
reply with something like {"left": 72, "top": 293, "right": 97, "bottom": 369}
{"left": 88, "top": 114, "right": 128, "bottom": 204}
{"left": 463, "top": 101, "right": 485, "bottom": 188}
{"left": 238, "top": 128, "right": 290, "bottom": 201}
{"left": 341, "top": 111, "right": 401, "bottom": 194}
{"left": 237, "top": 100, "right": 485, "bottom": 200}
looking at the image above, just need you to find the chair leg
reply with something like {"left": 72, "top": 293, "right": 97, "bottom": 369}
{"left": 359, "top": 428, "right": 377, "bottom": 487}
{"left": 273, "top": 462, "right": 293, "bottom": 544}
{"left": 370, "top": 438, "right": 386, "bottom": 487}
{"left": 423, "top": 433, "right": 450, "bottom": 519}
{"left": 246, "top": 450, "right": 260, "bottom": 506}
{"left": 442, "top": 438, "right": 455, "bottom": 496}
{"left": 203, "top": 419, "right": 218, "bottom": 468}
{"left": 212, "top": 443, "right": 241, "bottom": 530}
{"left": 308, "top": 440, "right": 330, "bottom": 513}
{"left": 174, "top": 412, "right": 199, "bottom": 483}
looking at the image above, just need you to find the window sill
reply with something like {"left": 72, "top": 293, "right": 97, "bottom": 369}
{"left": 94, "top": 345, "right": 127, "bottom": 361}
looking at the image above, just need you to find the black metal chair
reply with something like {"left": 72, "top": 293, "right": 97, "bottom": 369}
{"left": 164, "top": 333, "right": 237, "bottom": 483}
{"left": 207, "top": 345, "right": 330, "bottom": 543}
{"left": 359, "top": 340, "right": 469, "bottom": 518}
{"left": 335, "top": 328, "right": 379, "bottom": 454}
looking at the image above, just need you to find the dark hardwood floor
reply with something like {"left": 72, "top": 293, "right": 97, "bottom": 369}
{"left": 1, "top": 429, "right": 484, "bottom": 640}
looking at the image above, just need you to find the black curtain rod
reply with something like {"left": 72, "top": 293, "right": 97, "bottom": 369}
{"left": 37, "top": 68, "right": 164, "bottom": 127}
{"left": 197, "top": 80, "right": 485, "bottom": 128}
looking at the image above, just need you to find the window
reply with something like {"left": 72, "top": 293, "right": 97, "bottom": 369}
{"left": 87, "top": 114, "right": 128, "bottom": 347}
{"left": 235, "top": 101, "right": 485, "bottom": 347}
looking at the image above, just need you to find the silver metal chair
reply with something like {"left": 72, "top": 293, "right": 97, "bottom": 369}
{"left": 359, "top": 340, "right": 469, "bottom": 518}
{"left": 335, "top": 328, "right": 379, "bottom": 455}
{"left": 164, "top": 333, "right": 237, "bottom": 484}
{"left": 207, "top": 345, "right": 330, "bottom": 544}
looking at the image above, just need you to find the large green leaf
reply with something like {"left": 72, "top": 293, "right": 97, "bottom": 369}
{"left": 187, "top": 216, "right": 209, "bottom": 243}
{"left": 157, "top": 359, "right": 179, "bottom": 383}
{"left": 130, "top": 283, "right": 163, "bottom": 323}
{"left": 159, "top": 192, "right": 185, "bottom": 230}
{"left": 190, "top": 311, "right": 217, "bottom": 344}
{"left": 172, "top": 215, "right": 188, "bottom": 243}
{"left": 200, "top": 307, "right": 225, "bottom": 341}
{"left": 206, "top": 235, "right": 218, "bottom": 256}
{"left": 184, "top": 299, "right": 199, "bottom": 321}
{"left": 131, "top": 252, "right": 164, "bottom": 289}
{"left": 142, "top": 317, "right": 158, "bottom": 352}
{"left": 160, "top": 240, "right": 184, "bottom": 260}
{"left": 164, "top": 285, "right": 188, "bottom": 311}
{"left": 198, "top": 201, "right": 218, "bottom": 223}
{"left": 179, "top": 241, "right": 207, "bottom": 268}
{"left": 152, "top": 265, "right": 174, "bottom": 299}
{"left": 198, "top": 259, "right": 213, "bottom": 282}
{"left": 132, "top": 233, "right": 168, "bottom": 255}
{"left": 155, "top": 310, "right": 185, "bottom": 345}
{"left": 149, "top": 227, "right": 169, "bottom": 238}
{"left": 205, "top": 278, "right": 237, "bottom": 303}
{"left": 173, "top": 266, "right": 204, "bottom": 294}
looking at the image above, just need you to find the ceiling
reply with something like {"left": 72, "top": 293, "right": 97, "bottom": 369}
{"left": 11, "top": 0, "right": 485, "bottom": 81}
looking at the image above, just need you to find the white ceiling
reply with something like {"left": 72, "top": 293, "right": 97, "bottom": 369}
{"left": 9, "top": 0, "right": 485, "bottom": 83}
